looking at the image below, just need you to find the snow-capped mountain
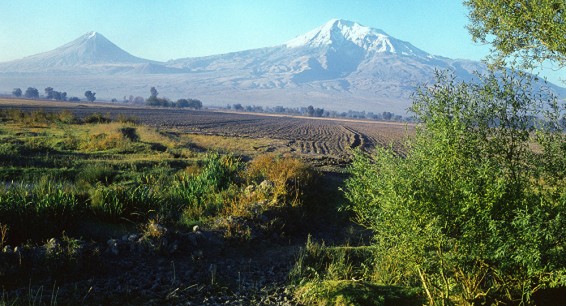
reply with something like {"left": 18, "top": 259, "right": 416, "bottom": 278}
{"left": 0, "top": 31, "right": 159, "bottom": 73}
{"left": 286, "top": 19, "right": 428, "bottom": 57}
{"left": 0, "top": 20, "right": 563, "bottom": 113}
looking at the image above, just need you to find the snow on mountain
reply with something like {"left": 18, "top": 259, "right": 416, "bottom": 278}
{"left": 0, "top": 20, "right": 563, "bottom": 113}
{"left": 0, "top": 31, "right": 155, "bottom": 73}
{"left": 286, "top": 19, "right": 429, "bottom": 57}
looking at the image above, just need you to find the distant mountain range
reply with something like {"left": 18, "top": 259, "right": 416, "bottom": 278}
{"left": 0, "top": 19, "right": 563, "bottom": 113}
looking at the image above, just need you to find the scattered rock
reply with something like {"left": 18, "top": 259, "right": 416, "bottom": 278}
{"left": 107, "top": 239, "right": 120, "bottom": 255}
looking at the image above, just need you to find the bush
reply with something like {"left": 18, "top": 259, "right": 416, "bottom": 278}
{"left": 246, "top": 153, "right": 312, "bottom": 205}
{"left": 344, "top": 71, "right": 566, "bottom": 304}
{"left": 291, "top": 237, "right": 423, "bottom": 305}
{"left": 83, "top": 113, "right": 111, "bottom": 124}
{"left": 170, "top": 153, "right": 242, "bottom": 222}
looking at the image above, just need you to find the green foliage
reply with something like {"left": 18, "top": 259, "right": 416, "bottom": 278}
{"left": 291, "top": 237, "right": 423, "bottom": 305}
{"left": 0, "top": 112, "right": 315, "bottom": 245}
{"left": 12, "top": 88, "right": 22, "bottom": 97}
{"left": 83, "top": 113, "right": 111, "bottom": 124}
{"left": 84, "top": 90, "right": 96, "bottom": 102}
{"left": 295, "top": 280, "right": 423, "bottom": 306}
{"left": 0, "top": 109, "right": 76, "bottom": 126}
{"left": 0, "top": 178, "right": 85, "bottom": 243}
{"left": 24, "top": 87, "right": 39, "bottom": 99}
{"left": 290, "top": 236, "right": 377, "bottom": 283}
{"left": 89, "top": 184, "right": 159, "bottom": 222}
{"left": 344, "top": 71, "right": 566, "bottom": 304}
{"left": 465, "top": 0, "right": 566, "bottom": 69}
{"left": 176, "top": 98, "right": 203, "bottom": 109}
{"left": 171, "top": 153, "right": 242, "bottom": 222}
{"left": 77, "top": 163, "right": 116, "bottom": 185}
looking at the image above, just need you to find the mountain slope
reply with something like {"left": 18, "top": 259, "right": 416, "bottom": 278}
{"left": 0, "top": 20, "right": 563, "bottom": 113}
{"left": 0, "top": 32, "right": 157, "bottom": 73}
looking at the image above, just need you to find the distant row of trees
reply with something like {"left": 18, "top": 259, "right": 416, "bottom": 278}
{"left": 12, "top": 86, "right": 95, "bottom": 102}
{"left": 145, "top": 87, "right": 203, "bottom": 109}
{"left": 44, "top": 87, "right": 67, "bottom": 101}
{"left": 223, "top": 104, "right": 408, "bottom": 122}
{"left": 12, "top": 86, "right": 203, "bottom": 110}
{"left": 12, "top": 86, "right": 400, "bottom": 121}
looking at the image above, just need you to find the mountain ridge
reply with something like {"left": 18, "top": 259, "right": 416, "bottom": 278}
{"left": 0, "top": 19, "right": 563, "bottom": 113}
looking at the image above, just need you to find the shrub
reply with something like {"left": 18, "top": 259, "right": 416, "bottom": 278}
{"left": 291, "top": 237, "right": 423, "bottom": 306}
{"left": 116, "top": 114, "right": 139, "bottom": 124}
{"left": 170, "top": 153, "right": 242, "bottom": 222}
{"left": 344, "top": 71, "right": 566, "bottom": 304}
{"left": 57, "top": 110, "right": 76, "bottom": 124}
{"left": 83, "top": 113, "right": 111, "bottom": 124}
{"left": 246, "top": 153, "right": 312, "bottom": 205}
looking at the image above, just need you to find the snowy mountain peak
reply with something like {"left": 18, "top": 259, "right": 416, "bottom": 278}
{"left": 0, "top": 31, "right": 152, "bottom": 71}
{"left": 285, "top": 19, "right": 429, "bottom": 57}
{"left": 86, "top": 31, "right": 98, "bottom": 39}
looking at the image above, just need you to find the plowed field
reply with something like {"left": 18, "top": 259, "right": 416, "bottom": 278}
{"left": 0, "top": 100, "right": 412, "bottom": 166}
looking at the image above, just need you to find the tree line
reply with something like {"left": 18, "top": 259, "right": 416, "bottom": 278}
{"left": 11, "top": 86, "right": 203, "bottom": 110}
{"left": 145, "top": 87, "right": 203, "bottom": 109}
{"left": 11, "top": 86, "right": 95, "bottom": 102}
{"left": 224, "top": 103, "right": 408, "bottom": 122}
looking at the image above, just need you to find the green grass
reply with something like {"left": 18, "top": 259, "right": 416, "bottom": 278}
{"left": 289, "top": 236, "right": 424, "bottom": 306}
{"left": 295, "top": 280, "right": 423, "bottom": 306}
{"left": 0, "top": 110, "right": 317, "bottom": 245}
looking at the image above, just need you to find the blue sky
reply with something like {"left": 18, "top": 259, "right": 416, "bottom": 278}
{"left": 0, "top": 0, "right": 563, "bottom": 84}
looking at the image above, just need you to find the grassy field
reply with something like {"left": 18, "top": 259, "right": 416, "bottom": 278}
{"left": 0, "top": 100, "right": 424, "bottom": 305}
{"left": 0, "top": 107, "right": 326, "bottom": 244}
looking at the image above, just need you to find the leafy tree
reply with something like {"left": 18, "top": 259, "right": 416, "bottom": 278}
{"left": 382, "top": 111, "right": 393, "bottom": 120}
{"left": 177, "top": 98, "right": 202, "bottom": 109}
{"left": 24, "top": 87, "right": 39, "bottom": 99}
{"left": 345, "top": 71, "right": 566, "bottom": 304}
{"left": 133, "top": 96, "right": 145, "bottom": 104}
{"left": 189, "top": 99, "right": 202, "bottom": 109}
{"left": 44, "top": 87, "right": 54, "bottom": 99}
{"left": 465, "top": 0, "right": 566, "bottom": 69}
{"left": 146, "top": 87, "right": 171, "bottom": 106}
{"left": 150, "top": 87, "right": 158, "bottom": 99}
{"left": 307, "top": 105, "right": 315, "bottom": 117}
{"left": 44, "top": 87, "right": 67, "bottom": 101}
{"left": 12, "top": 88, "right": 22, "bottom": 97}
{"left": 84, "top": 90, "right": 96, "bottom": 102}
{"left": 177, "top": 99, "right": 190, "bottom": 108}
{"left": 68, "top": 97, "right": 80, "bottom": 102}
{"left": 233, "top": 103, "right": 243, "bottom": 111}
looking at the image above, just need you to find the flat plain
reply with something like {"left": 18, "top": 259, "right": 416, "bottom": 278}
{"left": 0, "top": 98, "right": 412, "bottom": 167}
